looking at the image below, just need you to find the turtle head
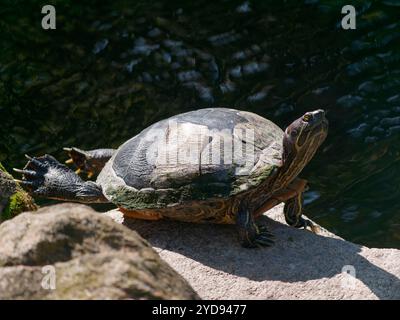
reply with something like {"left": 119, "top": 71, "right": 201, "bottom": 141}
{"left": 279, "top": 109, "right": 328, "bottom": 185}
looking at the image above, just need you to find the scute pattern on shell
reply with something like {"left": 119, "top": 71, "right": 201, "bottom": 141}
{"left": 97, "top": 108, "right": 283, "bottom": 216}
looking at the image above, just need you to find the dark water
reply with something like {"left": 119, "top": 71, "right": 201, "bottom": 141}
{"left": 1, "top": 0, "right": 400, "bottom": 248}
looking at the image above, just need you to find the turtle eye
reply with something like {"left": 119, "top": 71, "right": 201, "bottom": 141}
{"left": 291, "top": 129, "right": 298, "bottom": 136}
{"left": 303, "top": 114, "right": 312, "bottom": 122}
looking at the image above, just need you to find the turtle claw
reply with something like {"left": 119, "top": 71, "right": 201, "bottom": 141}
{"left": 255, "top": 239, "right": 274, "bottom": 247}
{"left": 24, "top": 154, "right": 42, "bottom": 167}
{"left": 63, "top": 147, "right": 115, "bottom": 179}
{"left": 257, "top": 225, "right": 275, "bottom": 238}
{"left": 64, "top": 147, "right": 94, "bottom": 178}
{"left": 24, "top": 154, "right": 57, "bottom": 169}
{"left": 15, "top": 155, "right": 61, "bottom": 193}
{"left": 64, "top": 147, "right": 86, "bottom": 166}
{"left": 13, "top": 168, "right": 38, "bottom": 178}
{"left": 14, "top": 156, "right": 50, "bottom": 193}
{"left": 255, "top": 231, "right": 275, "bottom": 247}
{"left": 308, "top": 223, "right": 320, "bottom": 234}
{"left": 237, "top": 204, "right": 275, "bottom": 248}
{"left": 297, "top": 217, "right": 319, "bottom": 234}
{"left": 13, "top": 178, "right": 31, "bottom": 186}
{"left": 240, "top": 225, "right": 275, "bottom": 248}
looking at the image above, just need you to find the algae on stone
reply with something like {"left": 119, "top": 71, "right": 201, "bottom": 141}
{"left": 0, "top": 162, "right": 37, "bottom": 221}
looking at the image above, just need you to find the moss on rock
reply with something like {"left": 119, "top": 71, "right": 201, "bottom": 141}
{"left": 0, "top": 163, "right": 7, "bottom": 172}
{"left": 2, "top": 191, "right": 36, "bottom": 221}
{"left": 0, "top": 162, "right": 37, "bottom": 221}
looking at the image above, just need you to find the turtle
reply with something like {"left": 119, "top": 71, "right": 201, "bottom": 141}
{"left": 14, "top": 108, "right": 328, "bottom": 248}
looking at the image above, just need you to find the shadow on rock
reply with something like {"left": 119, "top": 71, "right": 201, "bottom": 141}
{"left": 123, "top": 214, "right": 400, "bottom": 299}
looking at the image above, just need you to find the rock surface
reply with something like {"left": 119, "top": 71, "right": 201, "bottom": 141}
{"left": 0, "top": 163, "right": 37, "bottom": 221}
{"left": 106, "top": 205, "right": 400, "bottom": 300}
{"left": 0, "top": 203, "right": 199, "bottom": 300}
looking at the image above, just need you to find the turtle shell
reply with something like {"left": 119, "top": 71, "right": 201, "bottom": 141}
{"left": 97, "top": 108, "right": 283, "bottom": 210}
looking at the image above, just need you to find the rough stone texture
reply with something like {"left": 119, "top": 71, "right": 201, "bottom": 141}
{"left": 0, "top": 164, "right": 37, "bottom": 221}
{"left": 0, "top": 168, "right": 16, "bottom": 208}
{"left": 106, "top": 204, "right": 400, "bottom": 300}
{"left": 0, "top": 203, "right": 199, "bottom": 300}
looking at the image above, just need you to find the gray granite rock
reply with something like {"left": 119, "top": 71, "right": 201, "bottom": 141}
{"left": 0, "top": 169, "right": 16, "bottom": 214}
{"left": 0, "top": 203, "right": 199, "bottom": 300}
{"left": 106, "top": 204, "right": 400, "bottom": 300}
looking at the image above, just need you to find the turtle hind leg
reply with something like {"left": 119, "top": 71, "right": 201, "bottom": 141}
{"left": 63, "top": 147, "right": 115, "bottom": 178}
{"left": 14, "top": 154, "right": 108, "bottom": 203}
{"left": 236, "top": 201, "right": 275, "bottom": 248}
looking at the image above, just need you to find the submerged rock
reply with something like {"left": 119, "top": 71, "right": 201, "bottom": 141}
{"left": 0, "top": 203, "right": 199, "bottom": 300}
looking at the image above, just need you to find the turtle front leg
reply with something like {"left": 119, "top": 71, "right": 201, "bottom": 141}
{"left": 284, "top": 192, "right": 318, "bottom": 233}
{"left": 14, "top": 154, "right": 109, "bottom": 203}
{"left": 64, "top": 147, "right": 115, "bottom": 178}
{"left": 236, "top": 201, "right": 275, "bottom": 248}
